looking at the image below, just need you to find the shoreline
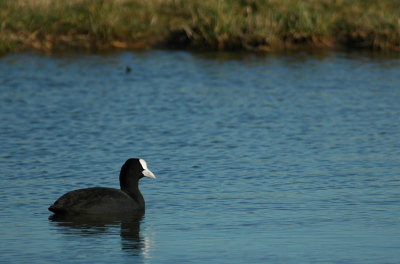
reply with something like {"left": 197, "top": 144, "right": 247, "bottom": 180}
{"left": 1, "top": 0, "right": 399, "bottom": 54}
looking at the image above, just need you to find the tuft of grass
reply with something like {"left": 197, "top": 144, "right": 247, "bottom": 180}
{"left": 0, "top": 0, "right": 399, "bottom": 53}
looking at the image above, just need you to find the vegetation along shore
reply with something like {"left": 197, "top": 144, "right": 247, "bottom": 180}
{"left": 1, "top": 0, "right": 400, "bottom": 54}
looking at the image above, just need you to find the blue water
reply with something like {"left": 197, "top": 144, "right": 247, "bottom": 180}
{"left": 1, "top": 50, "right": 399, "bottom": 263}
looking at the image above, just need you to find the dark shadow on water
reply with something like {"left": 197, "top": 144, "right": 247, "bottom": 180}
{"left": 49, "top": 211, "right": 145, "bottom": 256}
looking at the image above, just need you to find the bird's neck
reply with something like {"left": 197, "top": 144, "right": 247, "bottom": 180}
{"left": 121, "top": 180, "right": 145, "bottom": 208}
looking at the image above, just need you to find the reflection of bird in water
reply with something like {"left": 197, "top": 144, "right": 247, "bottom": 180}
{"left": 49, "top": 211, "right": 146, "bottom": 255}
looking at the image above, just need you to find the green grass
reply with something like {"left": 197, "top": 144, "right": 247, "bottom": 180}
{"left": 1, "top": 0, "right": 400, "bottom": 53}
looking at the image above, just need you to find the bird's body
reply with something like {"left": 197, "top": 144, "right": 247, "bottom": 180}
{"left": 48, "top": 158, "right": 155, "bottom": 215}
{"left": 48, "top": 187, "right": 144, "bottom": 214}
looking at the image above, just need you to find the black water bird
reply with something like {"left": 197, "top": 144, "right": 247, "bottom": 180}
{"left": 48, "top": 158, "right": 155, "bottom": 215}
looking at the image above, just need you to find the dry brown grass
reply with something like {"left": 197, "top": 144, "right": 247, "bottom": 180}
{"left": 1, "top": 0, "right": 399, "bottom": 53}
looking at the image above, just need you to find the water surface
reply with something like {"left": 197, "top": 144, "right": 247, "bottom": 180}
{"left": 1, "top": 50, "right": 399, "bottom": 263}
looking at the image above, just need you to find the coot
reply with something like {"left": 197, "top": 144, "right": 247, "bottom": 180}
{"left": 48, "top": 158, "right": 155, "bottom": 214}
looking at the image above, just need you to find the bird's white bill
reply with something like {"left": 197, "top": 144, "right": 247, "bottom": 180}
{"left": 143, "top": 169, "right": 156, "bottom": 179}
{"left": 140, "top": 159, "right": 156, "bottom": 179}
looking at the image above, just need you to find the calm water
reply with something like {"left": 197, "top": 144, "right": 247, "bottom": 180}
{"left": 1, "top": 50, "right": 399, "bottom": 263}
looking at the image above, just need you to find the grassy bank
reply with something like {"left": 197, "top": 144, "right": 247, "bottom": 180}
{"left": 1, "top": 0, "right": 400, "bottom": 53}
